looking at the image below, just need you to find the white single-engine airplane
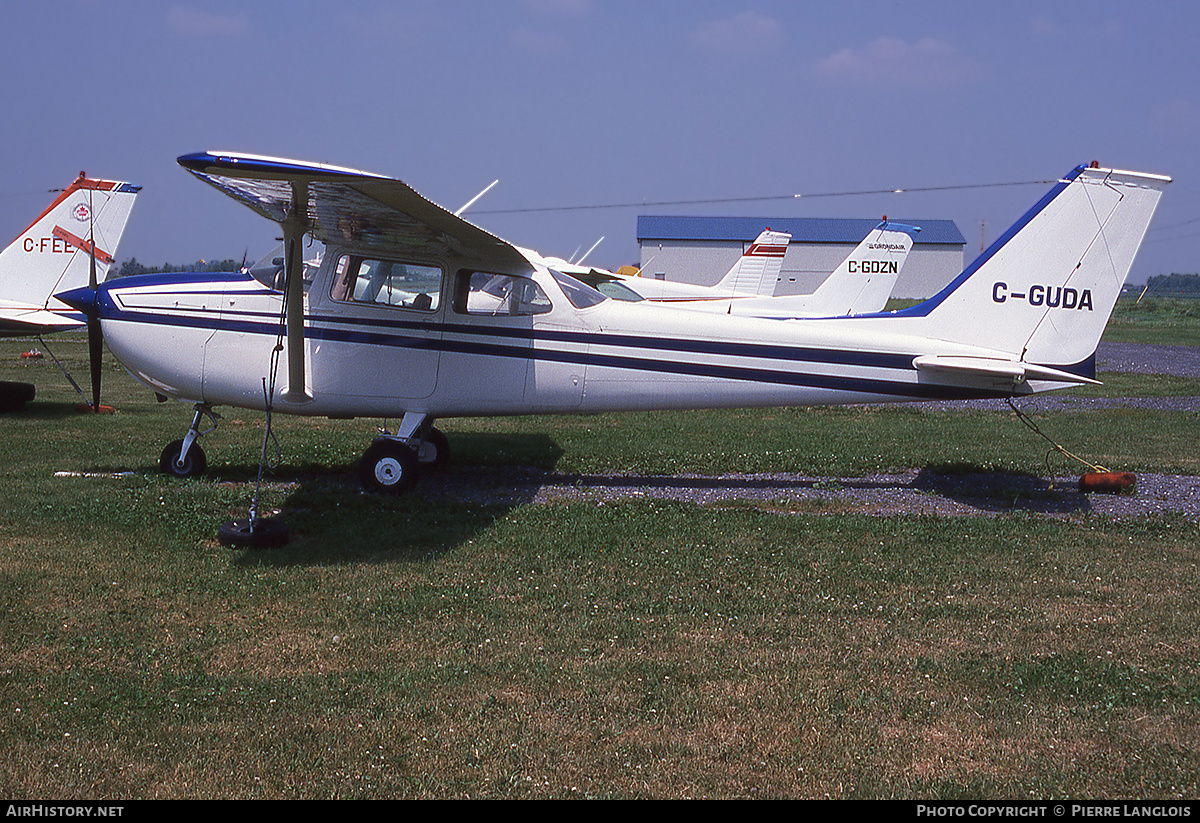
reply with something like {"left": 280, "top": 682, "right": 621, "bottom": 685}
{"left": 0, "top": 172, "right": 139, "bottom": 410}
{"left": 59, "top": 153, "right": 1167, "bottom": 506}
{"left": 561, "top": 219, "right": 918, "bottom": 318}
{"left": 673, "top": 219, "right": 919, "bottom": 318}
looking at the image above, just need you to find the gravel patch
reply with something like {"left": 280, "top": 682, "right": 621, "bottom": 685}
{"left": 1097, "top": 341, "right": 1200, "bottom": 377}
{"left": 417, "top": 342, "right": 1200, "bottom": 520}
{"left": 418, "top": 468, "right": 1200, "bottom": 521}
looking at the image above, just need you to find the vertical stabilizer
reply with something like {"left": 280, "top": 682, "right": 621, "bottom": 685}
{"left": 908, "top": 165, "right": 1169, "bottom": 370}
{"left": 0, "top": 174, "right": 141, "bottom": 312}
{"left": 712, "top": 228, "right": 791, "bottom": 296}
{"left": 802, "top": 219, "right": 919, "bottom": 316}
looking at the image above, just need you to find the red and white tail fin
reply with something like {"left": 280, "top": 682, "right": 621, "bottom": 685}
{"left": 0, "top": 173, "right": 140, "bottom": 314}
{"left": 682, "top": 220, "right": 917, "bottom": 319}
{"left": 711, "top": 229, "right": 790, "bottom": 296}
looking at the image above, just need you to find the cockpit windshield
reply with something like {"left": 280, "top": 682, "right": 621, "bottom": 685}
{"left": 550, "top": 270, "right": 607, "bottom": 309}
{"left": 245, "top": 244, "right": 321, "bottom": 293}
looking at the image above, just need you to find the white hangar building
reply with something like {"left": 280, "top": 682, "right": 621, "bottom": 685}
{"left": 636, "top": 216, "right": 968, "bottom": 300}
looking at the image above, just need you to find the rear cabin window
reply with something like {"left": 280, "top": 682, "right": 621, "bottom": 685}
{"left": 454, "top": 271, "right": 553, "bottom": 316}
{"left": 329, "top": 255, "right": 442, "bottom": 311}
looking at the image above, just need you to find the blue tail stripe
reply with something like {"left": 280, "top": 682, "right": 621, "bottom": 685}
{"left": 879, "top": 165, "right": 1088, "bottom": 319}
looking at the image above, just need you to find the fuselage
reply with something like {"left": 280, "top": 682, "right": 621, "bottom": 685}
{"left": 90, "top": 241, "right": 1044, "bottom": 421}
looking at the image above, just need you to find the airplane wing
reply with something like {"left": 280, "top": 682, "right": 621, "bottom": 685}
{"left": 177, "top": 152, "right": 531, "bottom": 271}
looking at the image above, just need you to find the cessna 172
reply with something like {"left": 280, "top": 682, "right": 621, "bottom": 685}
{"left": 60, "top": 153, "right": 1167, "bottom": 506}
{"left": 0, "top": 172, "right": 139, "bottom": 409}
{"left": 562, "top": 219, "right": 918, "bottom": 318}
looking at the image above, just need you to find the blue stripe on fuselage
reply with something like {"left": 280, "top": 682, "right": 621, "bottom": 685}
{"left": 95, "top": 293, "right": 1024, "bottom": 401}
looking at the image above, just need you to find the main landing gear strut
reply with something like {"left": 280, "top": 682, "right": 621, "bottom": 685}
{"left": 359, "top": 411, "right": 449, "bottom": 495}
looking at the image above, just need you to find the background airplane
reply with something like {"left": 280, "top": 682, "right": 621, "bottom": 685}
{"left": 678, "top": 219, "right": 919, "bottom": 318}
{"left": 59, "top": 153, "right": 1167, "bottom": 544}
{"left": 0, "top": 173, "right": 140, "bottom": 410}
{"left": 0, "top": 172, "right": 140, "bottom": 336}
{"left": 555, "top": 228, "right": 790, "bottom": 303}
{"left": 555, "top": 220, "right": 918, "bottom": 318}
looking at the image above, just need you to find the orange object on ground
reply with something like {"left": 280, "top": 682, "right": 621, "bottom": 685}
{"left": 1079, "top": 472, "right": 1136, "bottom": 494}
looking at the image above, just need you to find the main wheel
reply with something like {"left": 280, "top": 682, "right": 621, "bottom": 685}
{"left": 359, "top": 440, "right": 420, "bottom": 494}
{"left": 160, "top": 439, "right": 207, "bottom": 478}
{"left": 416, "top": 427, "right": 450, "bottom": 472}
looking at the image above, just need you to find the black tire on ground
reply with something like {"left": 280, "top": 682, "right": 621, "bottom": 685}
{"left": 159, "top": 439, "right": 207, "bottom": 478}
{"left": 217, "top": 517, "right": 289, "bottom": 549}
{"left": 0, "top": 381, "right": 36, "bottom": 412}
{"left": 359, "top": 439, "right": 420, "bottom": 494}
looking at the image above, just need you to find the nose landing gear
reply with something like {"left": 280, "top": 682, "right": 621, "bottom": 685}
{"left": 160, "top": 404, "right": 220, "bottom": 478}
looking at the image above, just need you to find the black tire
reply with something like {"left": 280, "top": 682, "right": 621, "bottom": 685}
{"left": 416, "top": 427, "right": 450, "bottom": 472}
{"left": 359, "top": 439, "right": 420, "bottom": 494}
{"left": 217, "top": 517, "right": 289, "bottom": 549}
{"left": 0, "top": 381, "right": 35, "bottom": 412}
{"left": 159, "top": 439, "right": 207, "bottom": 478}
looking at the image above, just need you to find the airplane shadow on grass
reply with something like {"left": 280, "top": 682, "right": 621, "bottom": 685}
{"left": 67, "top": 425, "right": 1097, "bottom": 565}
{"left": 224, "top": 457, "right": 1098, "bottom": 566}
{"left": 202, "top": 432, "right": 565, "bottom": 567}
{"left": 911, "top": 463, "right": 1095, "bottom": 515}
{"left": 1, "top": 399, "right": 96, "bottom": 419}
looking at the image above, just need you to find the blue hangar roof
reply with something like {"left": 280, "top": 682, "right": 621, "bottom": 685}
{"left": 637, "top": 215, "right": 966, "bottom": 246}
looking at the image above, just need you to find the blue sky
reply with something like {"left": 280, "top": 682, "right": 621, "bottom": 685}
{"left": 1, "top": 1, "right": 1196, "bottom": 283}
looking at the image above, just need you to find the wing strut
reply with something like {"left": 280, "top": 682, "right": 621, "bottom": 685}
{"left": 281, "top": 181, "right": 311, "bottom": 403}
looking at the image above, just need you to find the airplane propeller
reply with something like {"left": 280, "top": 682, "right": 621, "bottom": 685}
{"left": 56, "top": 177, "right": 112, "bottom": 413}
{"left": 83, "top": 184, "right": 111, "bottom": 413}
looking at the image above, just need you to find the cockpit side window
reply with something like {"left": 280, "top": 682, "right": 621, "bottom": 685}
{"left": 329, "top": 255, "right": 442, "bottom": 311}
{"left": 453, "top": 271, "right": 553, "bottom": 316}
{"left": 551, "top": 270, "right": 607, "bottom": 309}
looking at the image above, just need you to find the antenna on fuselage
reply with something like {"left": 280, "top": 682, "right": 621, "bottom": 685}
{"left": 455, "top": 180, "right": 499, "bottom": 217}
{"left": 574, "top": 236, "right": 604, "bottom": 266}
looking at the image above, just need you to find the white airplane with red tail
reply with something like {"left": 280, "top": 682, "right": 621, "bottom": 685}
{"left": 0, "top": 172, "right": 139, "bottom": 336}
{"left": 561, "top": 219, "right": 918, "bottom": 318}
{"left": 0, "top": 172, "right": 139, "bottom": 410}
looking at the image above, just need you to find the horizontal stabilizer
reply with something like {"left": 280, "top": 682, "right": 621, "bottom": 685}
{"left": 912, "top": 354, "right": 1101, "bottom": 385}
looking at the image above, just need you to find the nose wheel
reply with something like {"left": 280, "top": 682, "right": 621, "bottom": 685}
{"left": 160, "top": 439, "right": 207, "bottom": 478}
{"left": 160, "top": 404, "right": 219, "bottom": 479}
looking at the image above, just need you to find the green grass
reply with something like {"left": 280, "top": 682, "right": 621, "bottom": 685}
{"left": 1, "top": 333, "right": 1199, "bottom": 798}
{"left": 887, "top": 294, "right": 1200, "bottom": 347}
{"left": 1104, "top": 297, "right": 1200, "bottom": 345}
